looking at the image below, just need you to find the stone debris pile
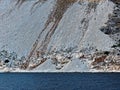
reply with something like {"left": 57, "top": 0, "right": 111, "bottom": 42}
{"left": 0, "top": 48, "right": 120, "bottom": 72}
{"left": 28, "top": 56, "right": 47, "bottom": 70}
{"left": 91, "top": 50, "right": 120, "bottom": 71}
{"left": 0, "top": 50, "right": 28, "bottom": 71}
{"left": 27, "top": 47, "right": 88, "bottom": 70}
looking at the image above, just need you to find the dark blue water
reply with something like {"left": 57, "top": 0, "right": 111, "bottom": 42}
{"left": 0, "top": 73, "right": 120, "bottom": 90}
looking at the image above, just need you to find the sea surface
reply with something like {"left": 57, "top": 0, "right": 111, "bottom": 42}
{"left": 0, "top": 73, "right": 120, "bottom": 90}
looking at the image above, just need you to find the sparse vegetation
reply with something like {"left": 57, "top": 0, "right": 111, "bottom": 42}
{"left": 112, "top": 43, "right": 120, "bottom": 48}
{"left": 103, "top": 51, "right": 110, "bottom": 55}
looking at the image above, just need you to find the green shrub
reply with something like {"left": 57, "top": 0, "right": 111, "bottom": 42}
{"left": 104, "top": 51, "right": 110, "bottom": 55}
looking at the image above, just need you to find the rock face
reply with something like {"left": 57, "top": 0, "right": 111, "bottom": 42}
{"left": 0, "top": 0, "right": 119, "bottom": 71}
{"left": 100, "top": 0, "right": 120, "bottom": 46}
{"left": 0, "top": 0, "right": 55, "bottom": 57}
{"left": 29, "top": 0, "right": 115, "bottom": 59}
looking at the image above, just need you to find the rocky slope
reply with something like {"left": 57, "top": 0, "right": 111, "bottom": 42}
{"left": 0, "top": 0, "right": 119, "bottom": 72}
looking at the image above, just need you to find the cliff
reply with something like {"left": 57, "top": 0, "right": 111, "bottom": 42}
{"left": 0, "top": 0, "right": 119, "bottom": 72}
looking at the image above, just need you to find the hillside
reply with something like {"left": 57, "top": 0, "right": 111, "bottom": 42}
{"left": 0, "top": 0, "right": 119, "bottom": 72}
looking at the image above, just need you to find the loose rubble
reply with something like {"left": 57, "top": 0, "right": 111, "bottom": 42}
{"left": 91, "top": 49, "right": 120, "bottom": 71}
{"left": 0, "top": 47, "right": 120, "bottom": 72}
{"left": 0, "top": 50, "right": 28, "bottom": 71}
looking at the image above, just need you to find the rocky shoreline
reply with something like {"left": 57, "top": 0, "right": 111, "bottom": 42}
{"left": 0, "top": 48, "right": 119, "bottom": 72}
